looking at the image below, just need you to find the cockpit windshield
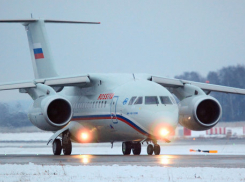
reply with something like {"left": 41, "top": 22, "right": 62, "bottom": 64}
{"left": 145, "top": 96, "right": 159, "bottom": 105}
{"left": 160, "top": 96, "right": 172, "bottom": 105}
{"left": 134, "top": 97, "right": 143, "bottom": 105}
{"left": 128, "top": 96, "right": 137, "bottom": 105}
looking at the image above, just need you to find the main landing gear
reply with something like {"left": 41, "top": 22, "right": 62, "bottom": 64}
{"left": 122, "top": 141, "right": 161, "bottom": 155}
{"left": 52, "top": 131, "right": 72, "bottom": 155}
{"left": 122, "top": 142, "right": 141, "bottom": 155}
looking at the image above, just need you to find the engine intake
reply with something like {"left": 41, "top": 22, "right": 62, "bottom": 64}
{"left": 28, "top": 95, "right": 73, "bottom": 131}
{"left": 47, "top": 99, "right": 71, "bottom": 125}
{"left": 196, "top": 99, "right": 220, "bottom": 125}
{"left": 179, "top": 95, "right": 222, "bottom": 131}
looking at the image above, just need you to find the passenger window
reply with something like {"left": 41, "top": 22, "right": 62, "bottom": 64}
{"left": 160, "top": 96, "right": 172, "bottom": 105}
{"left": 104, "top": 101, "right": 107, "bottom": 107}
{"left": 145, "top": 96, "right": 159, "bottom": 105}
{"left": 128, "top": 96, "right": 137, "bottom": 105}
{"left": 96, "top": 101, "right": 98, "bottom": 108}
{"left": 134, "top": 97, "right": 143, "bottom": 105}
{"left": 99, "top": 101, "right": 101, "bottom": 108}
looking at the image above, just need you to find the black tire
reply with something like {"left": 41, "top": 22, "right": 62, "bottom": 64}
{"left": 63, "top": 140, "right": 72, "bottom": 155}
{"left": 154, "top": 144, "right": 161, "bottom": 155}
{"left": 53, "top": 139, "right": 62, "bottom": 155}
{"left": 132, "top": 142, "right": 141, "bottom": 155}
{"left": 147, "top": 144, "right": 154, "bottom": 155}
{"left": 122, "top": 142, "right": 131, "bottom": 155}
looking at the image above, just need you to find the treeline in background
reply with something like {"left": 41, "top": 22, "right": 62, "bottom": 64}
{"left": 0, "top": 64, "right": 245, "bottom": 129}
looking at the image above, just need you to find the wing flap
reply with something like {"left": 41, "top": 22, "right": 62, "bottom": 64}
{"left": 152, "top": 76, "right": 245, "bottom": 95}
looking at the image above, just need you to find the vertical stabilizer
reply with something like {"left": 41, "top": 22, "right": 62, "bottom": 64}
{"left": 25, "top": 20, "right": 58, "bottom": 79}
{"left": 0, "top": 19, "right": 100, "bottom": 79}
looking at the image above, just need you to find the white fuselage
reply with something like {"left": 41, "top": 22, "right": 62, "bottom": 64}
{"left": 58, "top": 73, "right": 179, "bottom": 143}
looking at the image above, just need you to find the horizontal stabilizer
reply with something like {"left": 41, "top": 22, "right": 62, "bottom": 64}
{"left": 0, "top": 19, "right": 100, "bottom": 24}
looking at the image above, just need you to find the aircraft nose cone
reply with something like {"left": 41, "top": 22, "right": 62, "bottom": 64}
{"left": 149, "top": 111, "right": 178, "bottom": 139}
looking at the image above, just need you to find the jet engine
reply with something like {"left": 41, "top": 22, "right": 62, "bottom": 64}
{"left": 28, "top": 95, "right": 73, "bottom": 131}
{"left": 178, "top": 95, "right": 222, "bottom": 131}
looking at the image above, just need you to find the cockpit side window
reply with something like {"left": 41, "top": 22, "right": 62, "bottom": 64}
{"left": 160, "top": 96, "right": 172, "bottom": 105}
{"left": 170, "top": 96, "right": 177, "bottom": 104}
{"left": 128, "top": 96, "right": 137, "bottom": 105}
{"left": 145, "top": 96, "right": 159, "bottom": 105}
{"left": 134, "top": 97, "right": 143, "bottom": 105}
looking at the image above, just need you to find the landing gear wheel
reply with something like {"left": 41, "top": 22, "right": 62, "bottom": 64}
{"left": 63, "top": 140, "right": 72, "bottom": 155}
{"left": 53, "top": 139, "right": 62, "bottom": 155}
{"left": 122, "top": 142, "right": 131, "bottom": 155}
{"left": 154, "top": 144, "right": 160, "bottom": 155}
{"left": 132, "top": 142, "right": 141, "bottom": 155}
{"left": 147, "top": 144, "right": 154, "bottom": 155}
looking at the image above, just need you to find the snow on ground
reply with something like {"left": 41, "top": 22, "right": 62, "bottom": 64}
{"left": 0, "top": 132, "right": 51, "bottom": 141}
{"left": 0, "top": 133, "right": 245, "bottom": 181}
{"left": 0, "top": 163, "right": 244, "bottom": 182}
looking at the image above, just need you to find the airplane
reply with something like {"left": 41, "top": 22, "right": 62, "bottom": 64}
{"left": 0, "top": 19, "right": 245, "bottom": 156}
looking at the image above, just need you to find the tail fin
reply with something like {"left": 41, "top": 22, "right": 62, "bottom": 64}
{"left": 0, "top": 19, "right": 100, "bottom": 79}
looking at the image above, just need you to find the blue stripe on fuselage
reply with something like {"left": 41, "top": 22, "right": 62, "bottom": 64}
{"left": 71, "top": 114, "right": 151, "bottom": 137}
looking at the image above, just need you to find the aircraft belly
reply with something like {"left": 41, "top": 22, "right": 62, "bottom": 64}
{"left": 69, "top": 116, "right": 145, "bottom": 143}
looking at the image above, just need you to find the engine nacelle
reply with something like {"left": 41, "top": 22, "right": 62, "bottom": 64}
{"left": 28, "top": 95, "right": 73, "bottom": 131}
{"left": 178, "top": 95, "right": 222, "bottom": 131}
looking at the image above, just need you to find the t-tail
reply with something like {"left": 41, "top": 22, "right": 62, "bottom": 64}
{"left": 0, "top": 19, "right": 100, "bottom": 79}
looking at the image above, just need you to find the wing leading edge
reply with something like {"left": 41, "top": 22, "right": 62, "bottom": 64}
{"left": 152, "top": 76, "right": 245, "bottom": 95}
{"left": 0, "top": 75, "right": 90, "bottom": 91}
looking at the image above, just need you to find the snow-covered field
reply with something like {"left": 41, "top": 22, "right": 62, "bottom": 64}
{"left": 0, "top": 133, "right": 244, "bottom": 181}
{"left": 0, "top": 163, "right": 244, "bottom": 182}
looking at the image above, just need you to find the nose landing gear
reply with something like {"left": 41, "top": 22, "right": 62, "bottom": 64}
{"left": 147, "top": 140, "right": 161, "bottom": 155}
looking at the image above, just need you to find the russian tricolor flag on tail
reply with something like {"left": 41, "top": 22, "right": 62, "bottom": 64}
{"left": 33, "top": 43, "right": 44, "bottom": 59}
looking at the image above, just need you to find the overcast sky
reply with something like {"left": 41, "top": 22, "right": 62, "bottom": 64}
{"left": 0, "top": 0, "right": 245, "bottom": 101}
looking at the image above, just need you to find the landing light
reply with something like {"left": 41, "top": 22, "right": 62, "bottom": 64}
{"left": 81, "top": 133, "right": 88, "bottom": 140}
{"left": 160, "top": 129, "right": 169, "bottom": 136}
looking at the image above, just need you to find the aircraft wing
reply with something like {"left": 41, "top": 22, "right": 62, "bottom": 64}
{"left": 0, "top": 75, "right": 90, "bottom": 91}
{"left": 151, "top": 76, "right": 245, "bottom": 95}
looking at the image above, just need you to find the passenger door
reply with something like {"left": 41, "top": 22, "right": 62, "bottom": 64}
{"left": 110, "top": 96, "right": 119, "bottom": 124}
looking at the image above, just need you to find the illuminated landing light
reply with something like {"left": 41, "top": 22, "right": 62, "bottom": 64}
{"left": 160, "top": 129, "right": 169, "bottom": 136}
{"left": 188, "top": 117, "right": 191, "bottom": 120}
{"left": 81, "top": 133, "right": 88, "bottom": 140}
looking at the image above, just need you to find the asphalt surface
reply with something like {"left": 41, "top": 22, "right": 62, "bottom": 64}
{"left": 0, "top": 154, "right": 245, "bottom": 168}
